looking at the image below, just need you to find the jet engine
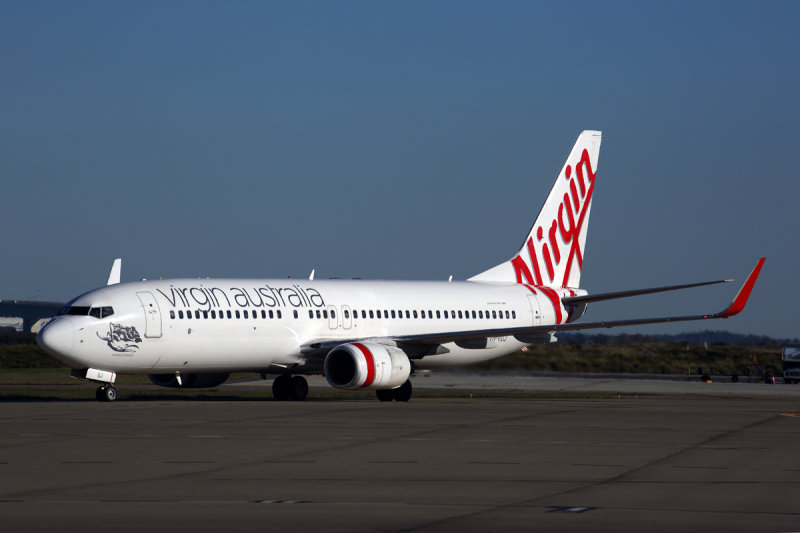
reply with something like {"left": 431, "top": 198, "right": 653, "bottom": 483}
{"left": 148, "top": 372, "right": 230, "bottom": 388}
{"left": 324, "top": 342, "right": 411, "bottom": 390}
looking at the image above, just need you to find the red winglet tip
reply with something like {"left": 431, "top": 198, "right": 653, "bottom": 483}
{"left": 718, "top": 258, "right": 765, "bottom": 318}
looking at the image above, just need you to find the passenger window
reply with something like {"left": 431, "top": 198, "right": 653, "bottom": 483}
{"left": 195, "top": 310, "right": 201, "bottom": 319}
{"left": 261, "top": 310, "right": 266, "bottom": 319}
{"left": 227, "top": 310, "right": 232, "bottom": 319}
{"left": 178, "top": 310, "right": 184, "bottom": 319}
{"left": 486, "top": 311, "right": 490, "bottom": 319}
{"left": 269, "top": 310, "right": 274, "bottom": 319}
{"left": 362, "top": 310, "right": 367, "bottom": 319}
{"left": 458, "top": 311, "right": 463, "bottom": 319}
{"left": 170, "top": 310, "right": 175, "bottom": 319}
{"left": 331, "top": 310, "right": 336, "bottom": 319}
{"left": 187, "top": 311, "right": 192, "bottom": 320}
{"left": 492, "top": 311, "right": 497, "bottom": 319}
{"left": 444, "top": 311, "right": 449, "bottom": 319}
{"left": 391, "top": 310, "right": 396, "bottom": 319}
{"left": 277, "top": 310, "right": 282, "bottom": 319}
{"left": 428, "top": 310, "right": 432, "bottom": 319}
{"left": 293, "top": 310, "right": 298, "bottom": 319}
{"left": 369, "top": 310, "right": 374, "bottom": 319}
{"left": 472, "top": 311, "right": 476, "bottom": 319}
{"left": 413, "top": 310, "right": 418, "bottom": 319}
{"left": 512, "top": 310, "right": 516, "bottom": 319}
{"left": 436, "top": 310, "right": 441, "bottom": 319}
{"left": 209, "top": 310, "right": 215, "bottom": 319}
{"left": 235, "top": 310, "right": 240, "bottom": 319}
{"left": 479, "top": 311, "right": 483, "bottom": 319}
{"left": 309, "top": 310, "right": 314, "bottom": 319}
{"left": 323, "top": 310, "right": 328, "bottom": 319}
{"left": 405, "top": 310, "right": 410, "bottom": 318}
{"left": 383, "top": 310, "right": 388, "bottom": 319}
{"left": 345, "top": 310, "right": 350, "bottom": 319}
{"left": 505, "top": 310, "right": 509, "bottom": 319}
{"left": 376, "top": 310, "right": 381, "bottom": 319}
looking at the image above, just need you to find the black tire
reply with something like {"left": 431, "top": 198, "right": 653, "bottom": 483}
{"left": 392, "top": 380, "right": 412, "bottom": 402}
{"left": 272, "top": 375, "right": 290, "bottom": 401}
{"left": 376, "top": 389, "right": 394, "bottom": 402}
{"left": 104, "top": 386, "right": 117, "bottom": 402}
{"left": 288, "top": 376, "right": 309, "bottom": 401}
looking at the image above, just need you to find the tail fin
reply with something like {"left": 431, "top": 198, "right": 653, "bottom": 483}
{"left": 469, "top": 130, "right": 602, "bottom": 288}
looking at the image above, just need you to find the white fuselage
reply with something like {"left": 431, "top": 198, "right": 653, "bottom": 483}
{"left": 40, "top": 278, "right": 583, "bottom": 375}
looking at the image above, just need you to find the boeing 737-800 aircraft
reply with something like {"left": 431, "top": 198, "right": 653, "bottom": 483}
{"left": 37, "top": 130, "right": 765, "bottom": 402}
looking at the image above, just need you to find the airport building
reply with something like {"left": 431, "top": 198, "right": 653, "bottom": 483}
{"left": 0, "top": 301, "right": 63, "bottom": 333}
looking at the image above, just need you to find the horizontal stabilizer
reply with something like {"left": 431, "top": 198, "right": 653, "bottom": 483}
{"left": 562, "top": 279, "right": 732, "bottom": 305}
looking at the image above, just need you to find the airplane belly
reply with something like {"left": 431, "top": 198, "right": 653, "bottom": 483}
{"left": 148, "top": 322, "right": 301, "bottom": 372}
{"left": 414, "top": 339, "right": 526, "bottom": 370}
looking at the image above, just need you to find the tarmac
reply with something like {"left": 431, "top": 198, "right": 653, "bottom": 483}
{"left": 1, "top": 373, "right": 800, "bottom": 532}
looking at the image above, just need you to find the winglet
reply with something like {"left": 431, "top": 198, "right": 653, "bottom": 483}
{"left": 107, "top": 258, "right": 122, "bottom": 286}
{"left": 716, "top": 258, "right": 765, "bottom": 318}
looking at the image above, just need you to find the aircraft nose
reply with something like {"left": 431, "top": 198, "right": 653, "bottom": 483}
{"left": 37, "top": 317, "right": 75, "bottom": 360}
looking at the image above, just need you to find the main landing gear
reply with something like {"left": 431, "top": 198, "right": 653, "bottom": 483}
{"left": 95, "top": 384, "right": 117, "bottom": 402}
{"left": 272, "top": 375, "right": 309, "bottom": 401}
{"left": 376, "top": 380, "right": 412, "bottom": 402}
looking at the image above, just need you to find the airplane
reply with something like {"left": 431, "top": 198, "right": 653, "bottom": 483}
{"left": 36, "top": 130, "right": 765, "bottom": 402}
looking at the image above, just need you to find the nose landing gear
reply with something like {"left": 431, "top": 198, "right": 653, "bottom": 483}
{"left": 96, "top": 385, "right": 117, "bottom": 402}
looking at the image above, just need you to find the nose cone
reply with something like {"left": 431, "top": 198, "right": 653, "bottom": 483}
{"left": 37, "top": 317, "right": 75, "bottom": 363}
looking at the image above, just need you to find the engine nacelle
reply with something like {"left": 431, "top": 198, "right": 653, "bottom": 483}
{"left": 148, "top": 372, "right": 230, "bottom": 389}
{"left": 324, "top": 342, "right": 411, "bottom": 390}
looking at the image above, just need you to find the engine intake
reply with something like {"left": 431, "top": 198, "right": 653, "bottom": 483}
{"left": 324, "top": 342, "right": 411, "bottom": 390}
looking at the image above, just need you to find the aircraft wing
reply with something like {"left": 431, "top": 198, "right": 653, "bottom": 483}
{"left": 394, "top": 258, "right": 765, "bottom": 346}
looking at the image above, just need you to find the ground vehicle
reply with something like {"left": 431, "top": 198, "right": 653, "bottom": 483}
{"left": 782, "top": 345, "right": 800, "bottom": 384}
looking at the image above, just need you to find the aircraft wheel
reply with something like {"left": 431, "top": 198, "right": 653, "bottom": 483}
{"left": 288, "top": 376, "right": 309, "bottom": 401}
{"left": 272, "top": 375, "right": 290, "bottom": 401}
{"left": 104, "top": 386, "right": 117, "bottom": 402}
{"left": 392, "top": 380, "right": 412, "bottom": 402}
{"left": 97, "top": 385, "right": 117, "bottom": 402}
{"left": 376, "top": 389, "right": 394, "bottom": 402}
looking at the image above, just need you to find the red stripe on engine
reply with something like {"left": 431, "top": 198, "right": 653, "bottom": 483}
{"left": 353, "top": 342, "right": 376, "bottom": 388}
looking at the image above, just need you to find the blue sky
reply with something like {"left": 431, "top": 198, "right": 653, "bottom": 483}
{"left": 2, "top": 1, "right": 797, "bottom": 338}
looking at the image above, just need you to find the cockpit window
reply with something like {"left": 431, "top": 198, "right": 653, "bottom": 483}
{"left": 88, "top": 306, "right": 115, "bottom": 318}
{"left": 60, "top": 306, "right": 114, "bottom": 318}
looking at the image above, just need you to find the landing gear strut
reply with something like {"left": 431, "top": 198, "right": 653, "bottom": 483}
{"left": 376, "top": 380, "right": 412, "bottom": 402}
{"left": 271, "top": 375, "right": 308, "bottom": 401}
{"left": 95, "top": 385, "right": 117, "bottom": 402}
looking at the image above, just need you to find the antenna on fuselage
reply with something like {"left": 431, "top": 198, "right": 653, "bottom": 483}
{"left": 309, "top": 269, "right": 315, "bottom": 281}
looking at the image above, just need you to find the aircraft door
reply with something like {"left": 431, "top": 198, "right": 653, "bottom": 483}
{"left": 527, "top": 294, "right": 542, "bottom": 326}
{"left": 341, "top": 305, "right": 352, "bottom": 329}
{"left": 137, "top": 291, "right": 162, "bottom": 338}
{"left": 328, "top": 305, "right": 338, "bottom": 330}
